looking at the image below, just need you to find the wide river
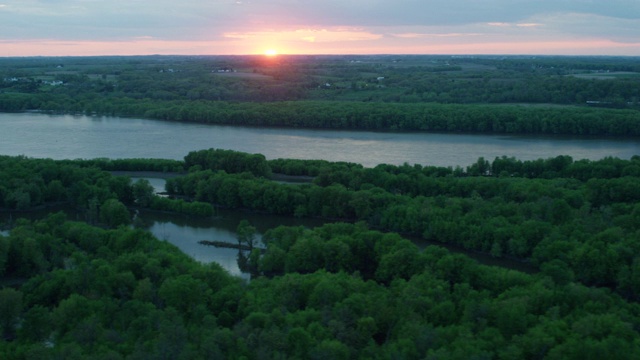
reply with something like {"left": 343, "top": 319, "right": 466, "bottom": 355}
{"left": 2, "top": 112, "right": 639, "bottom": 277}
{"left": 2, "top": 113, "right": 639, "bottom": 167}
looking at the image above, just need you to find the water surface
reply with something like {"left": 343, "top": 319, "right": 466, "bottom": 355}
{"left": 2, "top": 113, "right": 638, "bottom": 167}
{"left": 1, "top": 112, "right": 636, "bottom": 275}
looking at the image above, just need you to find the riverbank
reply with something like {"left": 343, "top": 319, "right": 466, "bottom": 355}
{"left": 110, "top": 170, "right": 183, "bottom": 179}
{"left": 111, "top": 171, "right": 313, "bottom": 182}
{"left": 198, "top": 240, "right": 266, "bottom": 253}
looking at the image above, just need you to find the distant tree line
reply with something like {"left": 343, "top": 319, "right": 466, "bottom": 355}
{"left": 1, "top": 94, "right": 639, "bottom": 136}
{"left": 2, "top": 55, "right": 640, "bottom": 137}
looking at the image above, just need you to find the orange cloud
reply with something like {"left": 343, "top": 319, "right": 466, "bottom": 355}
{"left": 1, "top": 35, "right": 639, "bottom": 57}
{"left": 221, "top": 28, "right": 383, "bottom": 54}
{"left": 224, "top": 28, "right": 381, "bottom": 43}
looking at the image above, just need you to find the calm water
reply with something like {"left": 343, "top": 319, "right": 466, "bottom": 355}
{"left": 135, "top": 208, "right": 328, "bottom": 279}
{"left": 2, "top": 112, "right": 637, "bottom": 275}
{"left": 1, "top": 203, "right": 535, "bottom": 277}
{"left": 0, "top": 204, "right": 326, "bottom": 278}
{"left": 2, "top": 113, "right": 638, "bottom": 167}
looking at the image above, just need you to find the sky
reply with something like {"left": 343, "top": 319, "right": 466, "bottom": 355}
{"left": 1, "top": 0, "right": 640, "bottom": 57}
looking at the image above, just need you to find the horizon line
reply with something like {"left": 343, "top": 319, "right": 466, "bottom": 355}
{"left": 3, "top": 53, "right": 640, "bottom": 58}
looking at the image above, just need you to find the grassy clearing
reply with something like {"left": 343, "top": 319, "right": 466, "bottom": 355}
{"left": 570, "top": 71, "right": 640, "bottom": 80}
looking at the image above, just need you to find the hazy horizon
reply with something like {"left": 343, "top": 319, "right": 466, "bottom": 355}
{"left": 3, "top": 53, "right": 640, "bottom": 59}
{"left": 1, "top": 1, "right": 640, "bottom": 57}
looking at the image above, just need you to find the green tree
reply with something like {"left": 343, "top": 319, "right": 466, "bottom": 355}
{"left": 19, "top": 305, "right": 51, "bottom": 342}
{"left": 100, "top": 199, "right": 131, "bottom": 228}
{"left": 0, "top": 236, "right": 8, "bottom": 276}
{"left": 541, "top": 259, "right": 575, "bottom": 286}
{"left": 7, "top": 188, "right": 31, "bottom": 210}
{"left": 158, "top": 275, "right": 209, "bottom": 316}
{"left": 236, "top": 219, "right": 257, "bottom": 252}
{"left": 259, "top": 246, "right": 286, "bottom": 276}
{"left": 0, "top": 288, "right": 23, "bottom": 340}
{"left": 309, "top": 339, "right": 350, "bottom": 360}
{"left": 132, "top": 179, "right": 155, "bottom": 207}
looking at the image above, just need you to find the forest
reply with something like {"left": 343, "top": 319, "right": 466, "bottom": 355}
{"left": 2, "top": 150, "right": 640, "bottom": 358}
{"left": 1, "top": 55, "right": 639, "bottom": 136}
{"left": 2, "top": 55, "right": 640, "bottom": 357}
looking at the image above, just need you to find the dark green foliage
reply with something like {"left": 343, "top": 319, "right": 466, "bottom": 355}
{"left": 0, "top": 288, "right": 23, "bottom": 341}
{"left": 236, "top": 219, "right": 257, "bottom": 251}
{"left": 1, "top": 144, "right": 640, "bottom": 357}
{"left": 2, "top": 55, "right": 640, "bottom": 136}
{"left": 3, "top": 152, "right": 640, "bottom": 299}
{"left": 132, "top": 179, "right": 155, "bottom": 208}
{"left": 2, "top": 210, "right": 640, "bottom": 358}
{"left": 184, "top": 148, "right": 272, "bottom": 178}
{"left": 10, "top": 96, "right": 640, "bottom": 136}
{"left": 160, "top": 152, "right": 640, "bottom": 299}
{"left": 148, "top": 197, "right": 214, "bottom": 217}
{"left": 0, "top": 155, "right": 213, "bottom": 220}
{"left": 66, "top": 158, "right": 184, "bottom": 173}
{"left": 99, "top": 199, "right": 130, "bottom": 228}
{"left": 0, "top": 155, "right": 126, "bottom": 211}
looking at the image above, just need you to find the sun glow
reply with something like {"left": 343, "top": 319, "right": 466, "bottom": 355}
{"left": 264, "top": 49, "right": 278, "bottom": 56}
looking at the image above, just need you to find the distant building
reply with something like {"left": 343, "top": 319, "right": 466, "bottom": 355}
{"left": 213, "top": 67, "right": 235, "bottom": 73}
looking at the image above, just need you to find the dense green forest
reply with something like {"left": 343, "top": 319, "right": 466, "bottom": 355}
{"left": 2, "top": 150, "right": 640, "bottom": 358}
{"left": 2, "top": 55, "right": 640, "bottom": 357}
{"left": 1, "top": 55, "right": 639, "bottom": 135}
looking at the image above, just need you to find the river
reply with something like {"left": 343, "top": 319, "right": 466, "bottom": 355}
{"left": 2, "top": 113, "right": 638, "bottom": 168}
{"left": 1, "top": 112, "right": 638, "bottom": 276}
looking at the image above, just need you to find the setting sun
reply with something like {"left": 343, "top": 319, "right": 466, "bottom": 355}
{"left": 264, "top": 49, "right": 278, "bottom": 57}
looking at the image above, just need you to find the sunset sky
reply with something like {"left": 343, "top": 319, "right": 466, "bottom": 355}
{"left": 1, "top": 0, "right": 640, "bottom": 57}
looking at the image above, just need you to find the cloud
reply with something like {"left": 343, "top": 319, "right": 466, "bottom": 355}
{"left": 224, "top": 28, "right": 382, "bottom": 43}
{"left": 524, "top": 11, "right": 640, "bottom": 43}
{"left": 393, "top": 32, "right": 484, "bottom": 39}
{"left": 516, "top": 23, "right": 543, "bottom": 28}
{"left": 3, "top": 1, "right": 638, "bottom": 38}
{"left": 1, "top": 0, "right": 640, "bottom": 55}
{"left": 488, "top": 22, "right": 543, "bottom": 28}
